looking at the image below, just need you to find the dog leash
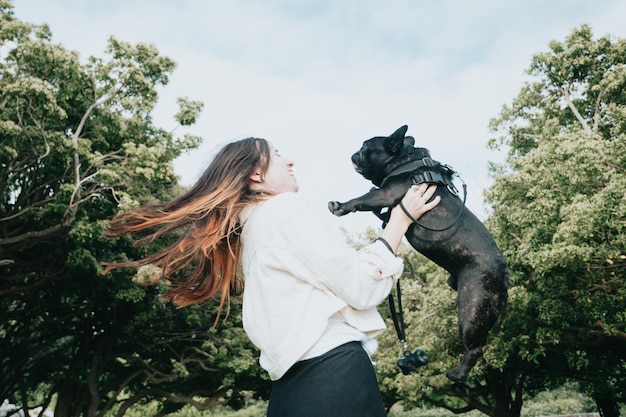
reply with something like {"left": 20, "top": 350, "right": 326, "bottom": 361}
{"left": 375, "top": 237, "right": 411, "bottom": 353}
{"left": 388, "top": 278, "right": 429, "bottom": 375}
{"left": 388, "top": 279, "right": 408, "bottom": 351}
{"left": 377, "top": 237, "right": 429, "bottom": 375}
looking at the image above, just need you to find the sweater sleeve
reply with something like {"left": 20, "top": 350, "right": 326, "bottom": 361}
{"left": 255, "top": 193, "right": 404, "bottom": 310}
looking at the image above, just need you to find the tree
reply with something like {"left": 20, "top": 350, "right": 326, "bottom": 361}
{"left": 370, "top": 25, "right": 625, "bottom": 417}
{"left": 485, "top": 24, "right": 626, "bottom": 415}
{"left": 0, "top": 2, "right": 268, "bottom": 415}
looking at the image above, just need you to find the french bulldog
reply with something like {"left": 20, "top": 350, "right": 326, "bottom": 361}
{"left": 328, "top": 125, "right": 511, "bottom": 382}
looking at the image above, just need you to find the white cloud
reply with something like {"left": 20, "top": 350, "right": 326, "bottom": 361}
{"left": 12, "top": 0, "right": 626, "bottom": 233}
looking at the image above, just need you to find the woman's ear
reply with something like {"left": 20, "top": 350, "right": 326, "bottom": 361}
{"left": 249, "top": 169, "right": 263, "bottom": 185}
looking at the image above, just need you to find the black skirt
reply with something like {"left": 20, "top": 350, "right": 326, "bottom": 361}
{"left": 267, "top": 341, "right": 387, "bottom": 417}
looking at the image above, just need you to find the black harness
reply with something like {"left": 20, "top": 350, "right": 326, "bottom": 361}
{"left": 380, "top": 157, "right": 467, "bottom": 232}
{"left": 380, "top": 157, "right": 456, "bottom": 189}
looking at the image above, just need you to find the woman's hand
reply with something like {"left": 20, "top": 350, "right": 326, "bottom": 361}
{"left": 377, "top": 183, "right": 441, "bottom": 253}
{"left": 393, "top": 183, "right": 440, "bottom": 226}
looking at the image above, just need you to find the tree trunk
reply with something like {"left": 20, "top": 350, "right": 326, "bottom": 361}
{"left": 54, "top": 379, "right": 75, "bottom": 417}
{"left": 596, "top": 397, "right": 621, "bottom": 417}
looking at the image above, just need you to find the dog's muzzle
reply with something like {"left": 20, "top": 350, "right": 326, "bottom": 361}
{"left": 351, "top": 153, "right": 366, "bottom": 173}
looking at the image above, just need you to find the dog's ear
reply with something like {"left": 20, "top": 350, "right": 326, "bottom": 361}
{"left": 404, "top": 135, "right": 415, "bottom": 147}
{"left": 391, "top": 125, "right": 408, "bottom": 138}
{"left": 385, "top": 125, "right": 409, "bottom": 153}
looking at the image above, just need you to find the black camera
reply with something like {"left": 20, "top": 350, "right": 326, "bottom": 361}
{"left": 397, "top": 348, "right": 429, "bottom": 375}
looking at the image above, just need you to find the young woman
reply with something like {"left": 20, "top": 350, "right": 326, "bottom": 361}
{"left": 104, "top": 137, "right": 440, "bottom": 416}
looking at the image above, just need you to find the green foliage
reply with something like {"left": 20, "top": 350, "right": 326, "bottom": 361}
{"left": 485, "top": 23, "right": 626, "bottom": 413}
{"left": 385, "top": 383, "right": 598, "bottom": 417}
{"left": 0, "top": 2, "right": 266, "bottom": 416}
{"left": 520, "top": 384, "right": 596, "bottom": 417}
{"left": 370, "top": 24, "right": 626, "bottom": 417}
{"left": 118, "top": 400, "right": 269, "bottom": 417}
{"left": 3, "top": 4, "right": 625, "bottom": 415}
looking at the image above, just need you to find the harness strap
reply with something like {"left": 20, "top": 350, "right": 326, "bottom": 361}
{"left": 396, "top": 160, "right": 467, "bottom": 232}
{"left": 380, "top": 157, "right": 440, "bottom": 188}
{"left": 399, "top": 181, "right": 467, "bottom": 232}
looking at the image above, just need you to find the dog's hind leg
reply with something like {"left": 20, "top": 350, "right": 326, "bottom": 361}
{"left": 446, "top": 313, "right": 486, "bottom": 382}
{"left": 446, "top": 272, "right": 506, "bottom": 382}
{"left": 446, "top": 344, "right": 483, "bottom": 382}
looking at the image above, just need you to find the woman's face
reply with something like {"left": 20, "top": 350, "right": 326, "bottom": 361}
{"left": 250, "top": 148, "right": 298, "bottom": 194}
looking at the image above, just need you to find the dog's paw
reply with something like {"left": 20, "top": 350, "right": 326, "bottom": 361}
{"left": 446, "top": 367, "right": 468, "bottom": 383}
{"left": 328, "top": 201, "right": 350, "bottom": 216}
{"left": 447, "top": 275, "right": 458, "bottom": 291}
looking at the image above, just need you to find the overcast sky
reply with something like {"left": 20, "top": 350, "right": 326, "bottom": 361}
{"left": 13, "top": 0, "right": 626, "bottom": 234}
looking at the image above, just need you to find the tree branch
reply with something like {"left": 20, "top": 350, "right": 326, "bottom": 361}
{"left": 68, "top": 88, "right": 119, "bottom": 219}
{"left": 560, "top": 84, "right": 591, "bottom": 133}
{"left": 566, "top": 321, "right": 626, "bottom": 348}
{"left": 0, "top": 223, "right": 64, "bottom": 246}
{"left": 592, "top": 84, "right": 608, "bottom": 132}
{"left": 422, "top": 394, "right": 475, "bottom": 414}
{"left": 114, "top": 387, "right": 227, "bottom": 417}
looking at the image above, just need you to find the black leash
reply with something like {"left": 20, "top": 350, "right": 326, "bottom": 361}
{"left": 388, "top": 277, "right": 430, "bottom": 375}
{"left": 388, "top": 279, "right": 408, "bottom": 351}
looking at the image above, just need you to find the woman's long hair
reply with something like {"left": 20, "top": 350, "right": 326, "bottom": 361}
{"left": 104, "top": 137, "right": 272, "bottom": 315}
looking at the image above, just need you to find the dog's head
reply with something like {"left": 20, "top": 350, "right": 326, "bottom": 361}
{"left": 351, "top": 125, "right": 429, "bottom": 186}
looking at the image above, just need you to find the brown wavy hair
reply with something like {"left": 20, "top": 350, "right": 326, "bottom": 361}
{"left": 103, "top": 137, "right": 272, "bottom": 315}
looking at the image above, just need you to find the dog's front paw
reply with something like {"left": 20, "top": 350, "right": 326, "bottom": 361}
{"left": 328, "top": 201, "right": 352, "bottom": 217}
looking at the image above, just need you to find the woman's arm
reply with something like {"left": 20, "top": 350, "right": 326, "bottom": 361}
{"left": 247, "top": 189, "right": 439, "bottom": 310}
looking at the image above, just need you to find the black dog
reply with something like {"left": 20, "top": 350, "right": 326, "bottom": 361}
{"left": 328, "top": 125, "right": 511, "bottom": 382}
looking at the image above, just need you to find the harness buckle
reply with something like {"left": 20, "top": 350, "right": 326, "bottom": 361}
{"left": 423, "top": 170, "right": 445, "bottom": 184}
{"left": 421, "top": 157, "right": 436, "bottom": 167}
{"left": 410, "top": 172, "right": 425, "bottom": 185}
{"left": 440, "top": 163, "right": 456, "bottom": 175}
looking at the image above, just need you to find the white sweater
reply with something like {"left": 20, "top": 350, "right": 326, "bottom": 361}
{"left": 240, "top": 192, "right": 404, "bottom": 380}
